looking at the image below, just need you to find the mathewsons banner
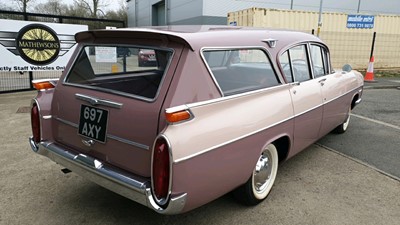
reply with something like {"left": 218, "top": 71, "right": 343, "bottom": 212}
{"left": 0, "top": 19, "right": 87, "bottom": 72}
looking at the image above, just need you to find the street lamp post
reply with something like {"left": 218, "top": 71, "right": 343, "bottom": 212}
{"left": 357, "top": 0, "right": 361, "bottom": 13}
{"left": 317, "top": 0, "right": 323, "bottom": 37}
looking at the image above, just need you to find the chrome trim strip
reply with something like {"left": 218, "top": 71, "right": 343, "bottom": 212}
{"left": 54, "top": 117, "right": 149, "bottom": 150}
{"left": 42, "top": 115, "right": 52, "bottom": 120}
{"left": 173, "top": 85, "right": 363, "bottom": 163}
{"left": 186, "top": 84, "right": 292, "bottom": 109}
{"left": 75, "top": 93, "right": 123, "bottom": 109}
{"left": 174, "top": 115, "right": 295, "bottom": 163}
{"left": 55, "top": 116, "right": 78, "bottom": 128}
{"left": 107, "top": 134, "right": 149, "bottom": 150}
{"left": 29, "top": 140, "right": 187, "bottom": 214}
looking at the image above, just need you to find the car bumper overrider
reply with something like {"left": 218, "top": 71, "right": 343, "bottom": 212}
{"left": 29, "top": 138, "right": 187, "bottom": 215}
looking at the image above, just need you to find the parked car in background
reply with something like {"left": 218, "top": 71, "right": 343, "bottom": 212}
{"left": 29, "top": 26, "right": 363, "bottom": 215}
{"left": 138, "top": 49, "right": 157, "bottom": 66}
{"left": 117, "top": 47, "right": 131, "bottom": 57}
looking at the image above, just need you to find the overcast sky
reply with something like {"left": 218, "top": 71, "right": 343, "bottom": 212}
{"left": 0, "top": 0, "right": 123, "bottom": 12}
{"left": 1, "top": 0, "right": 399, "bottom": 15}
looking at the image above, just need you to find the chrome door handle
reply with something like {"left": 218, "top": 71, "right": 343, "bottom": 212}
{"left": 318, "top": 78, "right": 327, "bottom": 83}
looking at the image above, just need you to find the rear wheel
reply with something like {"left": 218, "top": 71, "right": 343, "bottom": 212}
{"left": 233, "top": 144, "right": 278, "bottom": 205}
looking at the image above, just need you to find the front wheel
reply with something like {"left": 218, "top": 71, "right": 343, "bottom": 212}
{"left": 233, "top": 143, "right": 279, "bottom": 205}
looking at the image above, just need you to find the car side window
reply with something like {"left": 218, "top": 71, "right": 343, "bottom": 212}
{"left": 203, "top": 49, "right": 280, "bottom": 96}
{"left": 279, "top": 51, "right": 293, "bottom": 83}
{"left": 310, "top": 45, "right": 329, "bottom": 78}
{"left": 288, "top": 45, "right": 311, "bottom": 82}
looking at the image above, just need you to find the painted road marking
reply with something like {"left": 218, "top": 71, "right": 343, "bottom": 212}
{"left": 351, "top": 113, "right": 400, "bottom": 131}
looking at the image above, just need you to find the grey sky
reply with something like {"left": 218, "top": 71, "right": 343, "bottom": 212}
{"left": 1, "top": 0, "right": 399, "bottom": 15}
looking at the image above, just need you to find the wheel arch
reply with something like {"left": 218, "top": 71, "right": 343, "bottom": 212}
{"left": 271, "top": 135, "right": 291, "bottom": 162}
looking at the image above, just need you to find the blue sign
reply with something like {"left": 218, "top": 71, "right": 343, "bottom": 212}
{"left": 347, "top": 15, "right": 375, "bottom": 29}
{"left": 229, "top": 21, "right": 237, "bottom": 26}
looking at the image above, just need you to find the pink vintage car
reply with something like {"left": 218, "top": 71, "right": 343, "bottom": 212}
{"left": 29, "top": 26, "right": 363, "bottom": 214}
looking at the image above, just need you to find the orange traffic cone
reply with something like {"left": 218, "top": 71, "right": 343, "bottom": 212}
{"left": 364, "top": 56, "right": 377, "bottom": 82}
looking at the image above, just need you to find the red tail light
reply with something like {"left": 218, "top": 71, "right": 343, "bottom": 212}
{"left": 31, "top": 103, "right": 41, "bottom": 143}
{"left": 152, "top": 137, "right": 170, "bottom": 204}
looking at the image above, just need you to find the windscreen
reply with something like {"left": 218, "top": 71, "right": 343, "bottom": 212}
{"left": 65, "top": 46, "right": 173, "bottom": 100}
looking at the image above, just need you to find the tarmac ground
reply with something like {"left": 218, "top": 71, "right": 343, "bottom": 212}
{"left": 0, "top": 77, "right": 399, "bottom": 224}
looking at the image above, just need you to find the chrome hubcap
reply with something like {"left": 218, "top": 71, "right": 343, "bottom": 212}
{"left": 253, "top": 150, "right": 273, "bottom": 193}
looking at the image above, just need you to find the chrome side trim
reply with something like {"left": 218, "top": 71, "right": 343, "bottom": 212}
{"left": 108, "top": 134, "right": 149, "bottom": 150}
{"left": 173, "top": 85, "right": 363, "bottom": 163}
{"left": 54, "top": 117, "right": 149, "bottom": 150}
{"left": 75, "top": 93, "right": 123, "bottom": 109}
{"left": 173, "top": 115, "right": 294, "bottom": 163}
{"left": 28, "top": 139, "right": 187, "bottom": 215}
{"left": 55, "top": 116, "right": 78, "bottom": 128}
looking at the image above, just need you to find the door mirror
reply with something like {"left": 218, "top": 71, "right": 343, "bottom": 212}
{"left": 342, "top": 64, "right": 352, "bottom": 72}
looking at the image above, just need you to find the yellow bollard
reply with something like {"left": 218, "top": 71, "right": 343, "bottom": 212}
{"left": 111, "top": 64, "right": 119, "bottom": 73}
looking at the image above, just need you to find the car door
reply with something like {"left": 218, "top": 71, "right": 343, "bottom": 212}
{"left": 309, "top": 44, "right": 347, "bottom": 136}
{"left": 280, "top": 44, "right": 324, "bottom": 155}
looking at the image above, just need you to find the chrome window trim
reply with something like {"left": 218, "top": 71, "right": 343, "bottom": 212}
{"left": 53, "top": 116, "right": 149, "bottom": 150}
{"left": 278, "top": 41, "right": 332, "bottom": 83}
{"left": 173, "top": 85, "right": 363, "bottom": 163}
{"left": 62, "top": 44, "right": 175, "bottom": 103}
{"left": 200, "top": 46, "right": 284, "bottom": 97}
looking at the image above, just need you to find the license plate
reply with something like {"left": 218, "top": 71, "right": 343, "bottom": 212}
{"left": 78, "top": 105, "right": 108, "bottom": 143}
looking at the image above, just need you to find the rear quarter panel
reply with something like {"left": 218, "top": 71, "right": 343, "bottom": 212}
{"left": 163, "top": 85, "right": 294, "bottom": 212}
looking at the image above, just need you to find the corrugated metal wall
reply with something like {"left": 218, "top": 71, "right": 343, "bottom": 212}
{"left": 228, "top": 8, "right": 400, "bottom": 69}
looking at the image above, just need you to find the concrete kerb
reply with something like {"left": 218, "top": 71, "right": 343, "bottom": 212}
{"left": 363, "top": 77, "right": 400, "bottom": 90}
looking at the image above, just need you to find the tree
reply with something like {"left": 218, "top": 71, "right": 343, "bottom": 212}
{"left": 104, "top": 0, "right": 127, "bottom": 23}
{"left": 13, "top": 0, "right": 35, "bottom": 13}
{"left": 74, "top": 0, "right": 110, "bottom": 18}
{"left": 34, "top": 0, "right": 68, "bottom": 15}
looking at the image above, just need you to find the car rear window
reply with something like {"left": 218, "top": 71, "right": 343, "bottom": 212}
{"left": 65, "top": 45, "right": 173, "bottom": 100}
{"left": 202, "top": 49, "right": 280, "bottom": 96}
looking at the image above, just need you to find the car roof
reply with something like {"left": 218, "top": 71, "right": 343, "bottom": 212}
{"left": 75, "top": 25, "right": 323, "bottom": 52}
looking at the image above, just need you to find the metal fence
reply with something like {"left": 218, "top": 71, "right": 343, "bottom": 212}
{"left": 0, "top": 10, "right": 125, "bottom": 93}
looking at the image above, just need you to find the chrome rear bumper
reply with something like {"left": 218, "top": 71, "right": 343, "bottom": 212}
{"left": 29, "top": 137, "right": 186, "bottom": 215}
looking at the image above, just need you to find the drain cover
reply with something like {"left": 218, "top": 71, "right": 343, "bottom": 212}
{"left": 16, "top": 106, "right": 30, "bottom": 113}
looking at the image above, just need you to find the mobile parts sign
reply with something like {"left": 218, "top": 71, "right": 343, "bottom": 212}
{"left": 0, "top": 19, "right": 87, "bottom": 72}
{"left": 347, "top": 15, "right": 375, "bottom": 29}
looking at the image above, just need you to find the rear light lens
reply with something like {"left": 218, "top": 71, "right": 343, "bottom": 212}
{"left": 165, "top": 110, "right": 191, "bottom": 123}
{"left": 31, "top": 103, "right": 41, "bottom": 143}
{"left": 32, "top": 79, "right": 56, "bottom": 90}
{"left": 152, "top": 136, "right": 171, "bottom": 205}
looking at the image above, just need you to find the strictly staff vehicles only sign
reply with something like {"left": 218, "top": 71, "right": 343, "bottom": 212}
{"left": 0, "top": 19, "right": 87, "bottom": 72}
